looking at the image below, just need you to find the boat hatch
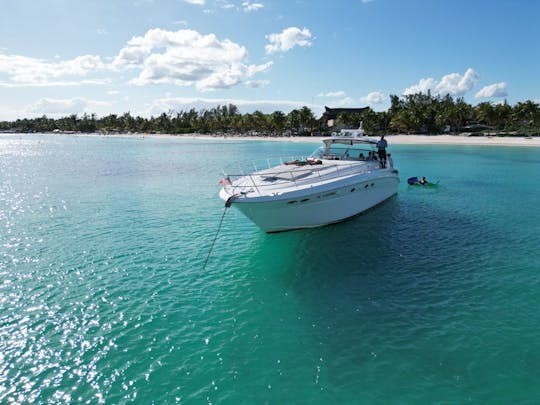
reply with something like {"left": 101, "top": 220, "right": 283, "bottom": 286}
{"left": 261, "top": 171, "right": 313, "bottom": 182}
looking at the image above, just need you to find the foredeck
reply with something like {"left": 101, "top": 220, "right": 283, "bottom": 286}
{"left": 223, "top": 159, "right": 384, "bottom": 197}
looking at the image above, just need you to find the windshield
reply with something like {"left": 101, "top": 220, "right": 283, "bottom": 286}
{"left": 311, "top": 143, "right": 376, "bottom": 161}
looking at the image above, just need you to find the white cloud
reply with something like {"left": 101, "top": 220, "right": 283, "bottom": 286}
{"left": 318, "top": 90, "right": 346, "bottom": 98}
{"left": 113, "top": 28, "right": 272, "bottom": 90}
{"left": 360, "top": 91, "right": 386, "bottom": 105}
{"left": 475, "top": 82, "right": 508, "bottom": 98}
{"left": 327, "top": 97, "right": 356, "bottom": 107}
{"left": 435, "top": 68, "right": 479, "bottom": 96}
{"left": 242, "top": 1, "right": 264, "bottom": 12}
{"left": 183, "top": 0, "right": 205, "bottom": 4}
{"left": 403, "top": 78, "right": 437, "bottom": 95}
{"left": 0, "top": 53, "right": 107, "bottom": 86}
{"left": 265, "top": 27, "right": 313, "bottom": 54}
{"left": 218, "top": 1, "right": 235, "bottom": 10}
{"left": 27, "top": 97, "right": 111, "bottom": 116}
{"left": 245, "top": 79, "right": 270, "bottom": 88}
{"left": 403, "top": 68, "right": 479, "bottom": 97}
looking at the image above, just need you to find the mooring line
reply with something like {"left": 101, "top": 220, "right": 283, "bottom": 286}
{"left": 202, "top": 206, "right": 229, "bottom": 271}
{"left": 202, "top": 194, "right": 240, "bottom": 271}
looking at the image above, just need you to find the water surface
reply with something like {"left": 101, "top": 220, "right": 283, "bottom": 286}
{"left": 1, "top": 134, "right": 539, "bottom": 402}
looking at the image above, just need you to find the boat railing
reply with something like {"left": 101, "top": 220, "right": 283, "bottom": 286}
{"left": 222, "top": 159, "right": 383, "bottom": 196}
{"left": 222, "top": 155, "right": 310, "bottom": 177}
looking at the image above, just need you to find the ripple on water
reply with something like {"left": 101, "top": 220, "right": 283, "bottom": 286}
{"left": 2, "top": 136, "right": 540, "bottom": 402}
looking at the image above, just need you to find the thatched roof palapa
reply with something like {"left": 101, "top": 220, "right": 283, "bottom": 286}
{"left": 321, "top": 106, "right": 370, "bottom": 127}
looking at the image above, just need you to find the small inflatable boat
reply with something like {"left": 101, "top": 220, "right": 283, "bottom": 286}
{"left": 407, "top": 176, "right": 439, "bottom": 187}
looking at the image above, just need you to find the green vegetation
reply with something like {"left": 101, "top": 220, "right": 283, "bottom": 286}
{"left": 1, "top": 94, "right": 539, "bottom": 136}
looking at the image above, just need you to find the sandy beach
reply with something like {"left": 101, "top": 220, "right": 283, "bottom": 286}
{"left": 6, "top": 132, "right": 539, "bottom": 147}
{"left": 181, "top": 133, "right": 540, "bottom": 147}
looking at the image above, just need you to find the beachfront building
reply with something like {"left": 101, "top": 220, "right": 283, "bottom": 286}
{"left": 321, "top": 106, "right": 370, "bottom": 130}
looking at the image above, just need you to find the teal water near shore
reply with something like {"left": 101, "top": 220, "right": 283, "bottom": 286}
{"left": 1, "top": 134, "right": 540, "bottom": 403}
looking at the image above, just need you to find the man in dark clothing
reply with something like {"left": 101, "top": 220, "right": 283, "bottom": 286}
{"left": 376, "top": 135, "right": 388, "bottom": 167}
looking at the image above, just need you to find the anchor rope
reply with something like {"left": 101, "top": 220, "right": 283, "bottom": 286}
{"left": 202, "top": 206, "right": 229, "bottom": 271}
{"left": 202, "top": 194, "right": 239, "bottom": 271}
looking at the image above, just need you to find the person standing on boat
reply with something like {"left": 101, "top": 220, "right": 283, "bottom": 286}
{"left": 376, "top": 135, "right": 388, "bottom": 167}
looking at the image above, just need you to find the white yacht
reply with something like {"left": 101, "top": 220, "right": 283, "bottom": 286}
{"left": 219, "top": 129, "right": 399, "bottom": 232}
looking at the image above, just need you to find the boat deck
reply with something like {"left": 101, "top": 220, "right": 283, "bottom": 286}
{"left": 224, "top": 159, "right": 386, "bottom": 197}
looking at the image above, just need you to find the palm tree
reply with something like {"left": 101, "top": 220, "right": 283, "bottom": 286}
{"left": 299, "top": 106, "right": 316, "bottom": 135}
{"left": 270, "top": 111, "right": 286, "bottom": 135}
{"left": 493, "top": 101, "right": 512, "bottom": 130}
{"left": 512, "top": 100, "right": 539, "bottom": 128}
{"left": 474, "top": 102, "right": 496, "bottom": 126}
{"left": 287, "top": 109, "right": 301, "bottom": 135}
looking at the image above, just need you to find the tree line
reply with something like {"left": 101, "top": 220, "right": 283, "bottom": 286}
{"left": 1, "top": 93, "right": 539, "bottom": 136}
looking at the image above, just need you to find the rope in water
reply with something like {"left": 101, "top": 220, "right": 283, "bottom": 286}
{"left": 202, "top": 194, "right": 239, "bottom": 271}
{"left": 202, "top": 206, "right": 229, "bottom": 271}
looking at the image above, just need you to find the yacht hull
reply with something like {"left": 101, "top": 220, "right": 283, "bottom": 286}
{"left": 223, "top": 171, "right": 399, "bottom": 232}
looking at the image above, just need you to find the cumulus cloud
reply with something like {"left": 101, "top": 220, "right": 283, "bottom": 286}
{"left": 242, "top": 1, "right": 264, "bottom": 12}
{"left": 323, "top": 97, "right": 356, "bottom": 108}
{"left": 403, "top": 78, "right": 438, "bottom": 95}
{"left": 360, "top": 91, "right": 386, "bottom": 105}
{"left": 404, "top": 68, "right": 479, "bottom": 97}
{"left": 265, "top": 27, "right": 313, "bottom": 54}
{"left": 475, "top": 82, "right": 508, "bottom": 98}
{"left": 113, "top": 28, "right": 272, "bottom": 90}
{"left": 318, "top": 90, "right": 346, "bottom": 98}
{"left": 0, "top": 54, "right": 107, "bottom": 86}
{"left": 436, "top": 68, "right": 479, "bottom": 96}
{"left": 245, "top": 79, "right": 270, "bottom": 88}
{"left": 27, "top": 97, "right": 111, "bottom": 116}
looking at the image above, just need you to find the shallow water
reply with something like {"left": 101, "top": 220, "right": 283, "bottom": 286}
{"left": 1, "top": 134, "right": 540, "bottom": 402}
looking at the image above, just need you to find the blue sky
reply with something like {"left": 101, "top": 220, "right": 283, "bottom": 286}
{"left": 1, "top": 0, "right": 538, "bottom": 120}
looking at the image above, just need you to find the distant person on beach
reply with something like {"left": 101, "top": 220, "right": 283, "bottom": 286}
{"left": 377, "top": 135, "right": 388, "bottom": 167}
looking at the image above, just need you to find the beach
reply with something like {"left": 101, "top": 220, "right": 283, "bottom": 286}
{"left": 178, "top": 133, "right": 540, "bottom": 147}
{"left": 6, "top": 132, "right": 539, "bottom": 147}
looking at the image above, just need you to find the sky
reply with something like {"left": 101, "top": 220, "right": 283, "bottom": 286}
{"left": 0, "top": 0, "right": 539, "bottom": 120}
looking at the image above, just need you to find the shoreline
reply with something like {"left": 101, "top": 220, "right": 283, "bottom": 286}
{"left": 177, "top": 133, "right": 540, "bottom": 147}
{"left": 3, "top": 132, "right": 540, "bottom": 147}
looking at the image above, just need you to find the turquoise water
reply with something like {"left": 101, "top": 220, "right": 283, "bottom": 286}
{"left": 1, "top": 134, "right": 540, "bottom": 403}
